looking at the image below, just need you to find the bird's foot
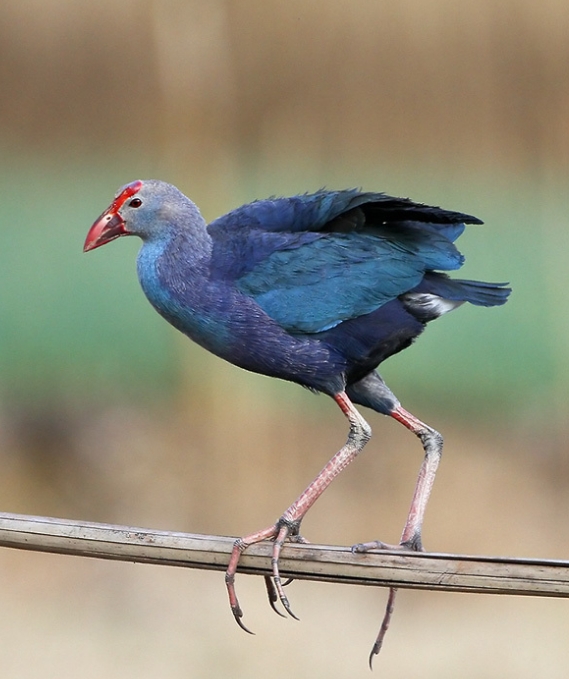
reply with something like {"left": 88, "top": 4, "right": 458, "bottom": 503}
{"left": 351, "top": 532, "right": 424, "bottom": 554}
{"left": 351, "top": 533, "right": 424, "bottom": 668}
{"left": 225, "top": 518, "right": 306, "bottom": 633}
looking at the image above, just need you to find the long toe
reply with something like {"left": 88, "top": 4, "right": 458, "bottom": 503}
{"left": 369, "top": 587, "right": 397, "bottom": 669}
{"left": 270, "top": 523, "right": 301, "bottom": 620}
{"left": 352, "top": 539, "right": 411, "bottom": 553}
{"left": 225, "top": 524, "right": 283, "bottom": 632}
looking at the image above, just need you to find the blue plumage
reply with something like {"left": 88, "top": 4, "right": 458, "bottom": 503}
{"left": 205, "top": 188, "right": 502, "bottom": 339}
{"left": 84, "top": 180, "right": 511, "bottom": 660}
{"left": 236, "top": 227, "right": 464, "bottom": 333}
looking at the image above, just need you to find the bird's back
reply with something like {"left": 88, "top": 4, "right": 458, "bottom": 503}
{"left": 88, "top": 181, "right": 510, "bottom": 396}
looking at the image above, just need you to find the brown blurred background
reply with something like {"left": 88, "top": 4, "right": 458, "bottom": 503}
{"left": 1, "top": 1, "right": 569, "bottom": 677}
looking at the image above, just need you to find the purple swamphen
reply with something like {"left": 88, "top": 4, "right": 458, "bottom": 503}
{"left": 84, "top": 180, "right": 510, "bottom": 664}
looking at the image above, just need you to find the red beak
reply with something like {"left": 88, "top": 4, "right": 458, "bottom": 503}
{"left": 84, "top": 180, "right": 143, "bottom": 252}
{"left": 83, "top": 209, "right": 128, "bottom": 252}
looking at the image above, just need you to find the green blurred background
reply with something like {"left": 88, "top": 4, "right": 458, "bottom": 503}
{"left": 1, "top": 1, "right": 569, "bottom": 677}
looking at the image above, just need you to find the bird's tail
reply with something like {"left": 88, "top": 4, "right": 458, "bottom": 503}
{"left": 425, "top": 273, "right": 511, "bottom": 306}
{"left": 400, "top": 272, "right": 511, "bottom": 322}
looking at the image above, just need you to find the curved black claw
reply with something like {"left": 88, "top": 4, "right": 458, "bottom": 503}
{"left": 277, "top": 585, "right": 300, "bottom": 621}
{"left": 264, "top": 576, "right": 287, "bottom": 618}
{"left": 231, "top": 604, "right": 255, "bottom": 635}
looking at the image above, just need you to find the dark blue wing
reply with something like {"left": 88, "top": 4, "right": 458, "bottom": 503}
{"left": 208, "top": 190, "right": 480, "bottom": 334}
{"left": 209, "top": 189, "right": 481, "bottom": 236}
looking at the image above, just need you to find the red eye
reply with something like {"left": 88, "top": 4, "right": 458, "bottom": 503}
{"left": 129, "top": 198, "right": 142, "bottom": 208}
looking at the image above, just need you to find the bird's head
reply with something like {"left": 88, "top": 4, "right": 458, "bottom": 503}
{"left": 84, "top": 179, "right": 200, "bottom": 252}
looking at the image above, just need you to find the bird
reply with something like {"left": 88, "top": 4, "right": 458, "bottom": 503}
{"left": 84, "top": 180, "right": 510, "bottom": 664}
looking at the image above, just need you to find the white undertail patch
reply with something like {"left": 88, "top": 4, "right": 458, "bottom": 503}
{"left": 402, "top": 293, "right": 464, "bottom": 319}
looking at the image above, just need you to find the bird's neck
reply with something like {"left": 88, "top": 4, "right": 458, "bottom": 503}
{"left": 142, "top": 218, "right": 212, "bottom": 262}
{"left": 136, "top": 226, "right": 213, "bottom": 314}
{"left": 135, "top": 229, "right": 235, "bottom": 358}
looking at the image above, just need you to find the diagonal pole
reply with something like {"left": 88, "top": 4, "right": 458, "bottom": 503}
{"left": 0, "top": 512, "right": 568, "bottom": 599}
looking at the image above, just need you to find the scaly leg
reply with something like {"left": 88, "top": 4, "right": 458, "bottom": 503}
{"left": 225, "top": 391, "right": 371, "bottom": 632}
{"left": 354, "top": 404, "right": 443, "bottom": 667}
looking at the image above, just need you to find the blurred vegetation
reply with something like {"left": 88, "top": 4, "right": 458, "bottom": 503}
{"left": 0, "top": 0, "right": 567, "bottom": 418}
{"left": 1, "top": 2, "right": 569, "bottom": 677}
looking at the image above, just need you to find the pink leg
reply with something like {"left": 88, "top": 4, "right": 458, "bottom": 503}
{"left": 356, "top": 404, "right": 443, "bottom": 667}
{"left": 353, "top": 404, "right": 443, "bottom": 553}
{"left": 225, "top": 391, "right": 371, "bottom": 632}
{"left": 392, "top": 406, "right": 443, "bottom": 548}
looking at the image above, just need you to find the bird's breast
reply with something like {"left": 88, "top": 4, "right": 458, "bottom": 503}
{"left": 135, "top": 244, "right": 346, "bottom": 392}
{"left": 137, "top": 246, "right": 231, "bottom": 352}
